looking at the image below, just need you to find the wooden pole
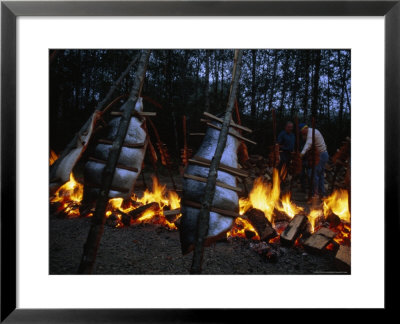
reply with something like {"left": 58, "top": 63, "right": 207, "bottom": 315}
{"left": 190, "top": 49, "right": 243, "bottom": 274}
{"left": 182, "top": 115, "right": 188, "bottom": 166}
{"left": 295, "top": 115, "right": 299, "bottom": 153}
{"left": 77, "top": 50, "right": 150, "bottom": 274}
{"left": 309, "top": 117, "right": 316, "bottom": 200}
{"left": 272, "top": 108, "right": 278, "bottom": 167}
{"left": 50, "top": 53, "right": 140, "bottom": 181}
{"left": 290, "top": 115, "right": 300, "bottom": 192}
{"left": 146, "top": 117, "right": 177, "bottom": 191}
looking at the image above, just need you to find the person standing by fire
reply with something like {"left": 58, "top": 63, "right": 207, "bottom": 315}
{"left": 277, "top": 121, "right": 295, "bottom": 174}
{"left": 299, "top": 123, "right": 329, "bottom": 199}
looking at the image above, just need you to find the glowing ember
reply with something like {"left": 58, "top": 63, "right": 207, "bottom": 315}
{"left": 50, "top": 173, "right": 181, "bottom": 229}
{"left": 239, "top": 169, "right": 281, "bottom": 223}
{"left": 49, "top": 149, "right": 58, "bottom": 166}
{"left": 330, "top": 222, "right": 351, "bottom": 246}
{"left": 276, "top": 193, "right": 304, "bottom": 218}
{"left": 308, "top": 209, "right": 324, "bottom": 233}
{"left": 50, "top": 173, "right": 83, "bottom": 217}
{"left": 227, "top": 217, "right": 260, "bottom": 240}
{"left": 231, "top": 168, "right": 303, "bottom": 240}
{"left": 323, "top": 189, "right": 351, "bottom": 223}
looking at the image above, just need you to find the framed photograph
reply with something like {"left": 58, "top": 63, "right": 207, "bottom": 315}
{"left": 1, "top": 0, "right": 397, "bottom": 321}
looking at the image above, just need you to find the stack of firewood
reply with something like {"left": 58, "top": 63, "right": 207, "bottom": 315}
{"left": 241, "top": 154, "right": 273, "bottom": 180}
{"left": 325, "top": 137, "right": 351, "bottom": 191}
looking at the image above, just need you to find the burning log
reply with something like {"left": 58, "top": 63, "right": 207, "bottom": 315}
{"left": 325, "top": 212, "right": 341, "bottom": 227}
{"left": 244, "top": 208, "right": 277, "bottom": 241}
{"left": 335, "top": 245, "right": 351, "bottom": 270}
{"left": 273, "top": 208, "right": 293, "bottom": 223}
{"left": 202, "top": 111, "right": 253, "bottom": 133}
{"left": 303, "top": 227, "right": 336, "bottom": 253}
{"left": 280, "top": 214, "right": 308, "bottom": 246}
{"left": 129, "top": 202, "right": 160, "bottom": 220}
{"left": 163, "top": 208, "right": 181, "bottom": 223}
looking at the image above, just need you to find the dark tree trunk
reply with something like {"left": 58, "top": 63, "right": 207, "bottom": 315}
{"left": 214, "top": 51, "right": 219, "bottom": 104}
{"left": 190, "top": 49, "right": 244, "bottom": 274}
{"left": 278, "top": 51, "right": 291, "bottom": 117}
{"left": 338, "top": 50, "right": 349, "bottom": 127}
{"left": 251, "top": 50, "right": 257, "bottom": 119}
{"left": 220, "top": 55, "right": 225, "bottom": 102}
{"left": 267, "top": 50, "right": 279, "bottom": 112}
{"left": 204, "top": 50, "right": 210, "bottom": 112}
{"left": 327, "top": 60, "right": 331, "bottom": 122}
{"left": 302, "top": 51, "right": 311, "bottom": 120}
{"left": 166, "top": 51, "right": 180, "bottom": 155}
{"left": 290, "top": 52, "right": 300, "bottom": 116}
{"left": 311, "top": 50, "right": 322, "bottom": 120}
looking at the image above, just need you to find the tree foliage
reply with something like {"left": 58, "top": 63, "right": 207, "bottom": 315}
{"left": 50, "top": 49, "right": 351, "bottom": 158}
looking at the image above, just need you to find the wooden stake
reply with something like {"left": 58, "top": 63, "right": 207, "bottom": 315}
{"left": 188, "top": 156, "right": 248, "bottom": 178}
{"left": 190, "top": 49, "right": 244, "bottom": 274}
{"left": 182, "top": 115, "right": 188, "bottom": 166}
{"left": 77, "top": 50, "right": 150, "bottom": 274}
{"left": 206, "top": 122, "right": 257, "bottom": 145}
{"left": 183, "top": 173, "right": 242, "bottom": 193}
{"left": 203, "top": 111, "right": 252, "bottom": 133}
{"left": 183, "top": 199, "right": 240, "bottom": 219}
{"left": 146, "top": 117, "right": 177, "bottom": 191}
{"left": 110, "top": 111, "right": 156, "bottom": 117}
{"left": 309, "top": 117, "right": 316, "bottom": 200}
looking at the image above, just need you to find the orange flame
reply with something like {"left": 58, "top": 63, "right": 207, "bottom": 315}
{"left": 227, "top": 217, "right": 260, "bottom": 240}
{"left": 230, "top": 168, "right": 303, "bottom": 240}
{"left": 238, "top": 169, "right": 302, "bottom": 224}
{"left": 308, "top": 209, "right": 323, "bottom": 233}
{"left": 276, "top": 193, "right": 304, "bottom": 218}
{"left": 50, "top": 173, "right": 83, "bottom": 217}
{"left": 49, "top": 150, "right": 59, "bottom": 166}
{"left": 306, "top": 189, "right": 351, "bottom": 245}
{"left": 50, "top": 173, "right": 181, "bottom": 229}
{"left": 323, "top": 189, "right": 351, "bottom": 223}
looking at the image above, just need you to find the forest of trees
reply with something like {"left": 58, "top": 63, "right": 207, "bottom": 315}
{"left": 50, "top": 49, "right": 350, "bottom": 160}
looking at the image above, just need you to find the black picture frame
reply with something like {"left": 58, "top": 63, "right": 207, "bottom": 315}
{"left": 1, "top": 0, "right": 397, "bottom": 321}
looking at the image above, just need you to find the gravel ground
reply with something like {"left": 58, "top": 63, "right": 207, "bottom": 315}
{"left": 50, "top": 215, "right": 347, "bottom": 275}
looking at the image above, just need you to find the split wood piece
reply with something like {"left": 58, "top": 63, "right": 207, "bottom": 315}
{"left": 84, "top": 181, "right": 130, "bottom": 193}
{"left": 163, "top": 208, "right": 181, "bottom": 217}
{"left": 273, "top": 208, "right": 293, "bottom": 223}
{"left": 97, "top": 139, "right": 145, "bottom": 149}
{"left": 129, "top": 202, "right": 160, "bottom": 220}
{"left": 304, "top": 227, "right": 336, "bottom": 253}
{"left": 335, "top": 245, "right": 351, "bottom": 270}
{"left": 163, "top": 208, "right": 181, "bottom": 223}
{"left": 110, "top": 111, "right": 156, "bottom": 117}
{"left": 245, "top": 208, "right": 277, "bottom": 241}
{"left": 183, "top": 173, "right": 242, "bottom": 193}
{"left": 280, "top": 214, "right": 308, "bottom": 246}
{"left": 205, "top": 122, "right": 257, "bottom": 145}
{"left": 203, "top": 111, "right": 253, "bottom": 133}
{"left": 182, "top": 199, "right": 240, "bottom": 219}
{"left": 88, "top": 157, "right": 139, "bottom": 173}
{"left": 189, "top": 156, "right": 249, "bottom": 178}
{"left": 189, "top": 133, "right": 206, "bottom": 136}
